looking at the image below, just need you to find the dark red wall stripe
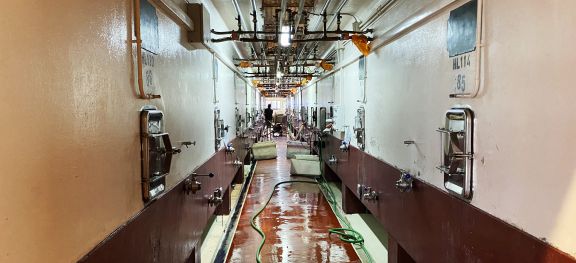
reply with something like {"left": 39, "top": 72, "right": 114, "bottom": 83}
{"left": 79, "top": 137, "right": 253, "bottom": 263}
{"left": 320, "top": 135, "right": 575, "bottom": 263}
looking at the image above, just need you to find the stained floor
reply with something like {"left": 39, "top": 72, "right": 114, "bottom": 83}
{"left": 226, "top": 137, "right": 361, "bottom": 263}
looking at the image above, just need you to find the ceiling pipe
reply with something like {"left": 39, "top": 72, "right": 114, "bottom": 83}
{"left": 293, "top": 0, "right": 306, "bottom": 34}
{"left": 312, "top": 0, "right": 348, "bottom": 61}
{"left": 320, "top": 0, "right": 394, "bottom": 60}
{"left": 360, "top": 0, "right": 397, "bottom": 30}
{"left": 233, "top": 0, "right": 258, "bottom": 56}
{"left": 327, "top": 0, "right": 349, "bottom": 29}
{"left": 295, "top": 0, "right": 335, "bottom": 63}
{"left": 251, "top": 0, "right": 267, "bottom": 62}
{"left": 278, "top": 0, "right": 288, "bottom": 31}
{"left": 274, "top": 0, "right": 289, "bottom": 86}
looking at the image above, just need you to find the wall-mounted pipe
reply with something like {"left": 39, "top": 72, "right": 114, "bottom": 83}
{"left": 319, "top": 0, "right": 395, "bottom": 60}
{"left": 148, "top": 0, "right": 194, "bottom": 31}
{"left": 360, "top": 0, "right": 397, "bottom": 30}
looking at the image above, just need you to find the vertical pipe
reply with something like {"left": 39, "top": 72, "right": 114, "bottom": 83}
{"left": 134, "top": 0, "right": 145, "bottom": 99}
{"left": 213, "top": 53, "right": 218, "bottom": 104}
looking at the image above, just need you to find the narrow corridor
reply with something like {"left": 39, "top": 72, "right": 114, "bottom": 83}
{"left": 226, "top": 137, "right": 360, "bottom": 262}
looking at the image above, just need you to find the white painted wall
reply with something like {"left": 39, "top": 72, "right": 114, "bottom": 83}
{"left": 299, "top": 0, "right": 576, "bottom": 257}
{"left": 0, "top": 0, "right": 255, "bottom": 262}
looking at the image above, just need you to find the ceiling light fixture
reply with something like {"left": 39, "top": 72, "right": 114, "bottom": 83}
{"left": 280, "top": 26, "right": 291, "bottom": 47}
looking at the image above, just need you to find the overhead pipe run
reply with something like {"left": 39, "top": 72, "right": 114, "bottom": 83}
{"left": 296, "top": 0, "right": 334, "bottom": 61}
{"left": 293, "top": 0, "right": 306, "bottom": 34}
{"left": 232, "top": 0, "right": 258, "bottom": 55}
{"left": 211, "top": 13, "right": 372, "bottom": 44}
{"left": 246, "top": 73, "right": 321, "bottom": 78}
{"left": 304, "top": 0, "right": 478, "bottom": 94}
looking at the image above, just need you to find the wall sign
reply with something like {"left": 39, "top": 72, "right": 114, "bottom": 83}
{"left": 447, "top": 0, "right": 479, "bottom": 96}
{"left": 140, "top": 0, "right": 159, "bottom": 54}
{"left": 451, "top": 53, "right": 476, "bottom": 95}
{"left": 447, "top": 0, "right": 477, "bottom": 57}
{"left": 138, "top": 0, "right": 159, "bottom": 96}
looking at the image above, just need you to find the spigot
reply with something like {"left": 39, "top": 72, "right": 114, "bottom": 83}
{"left": 328, "top": 154, "right": 338, "bottom": 165}
{"left": 184, "top": 178, "right": 201, "bottom": 195}
{"left": 181, "top": 141, "right": 196, "bottom": 148}
{"left": 225, "top": 143, "right": 235, "bottom": 153}
{"left": 208, "top": 187, "right": 224, "bottom": 206}
{"left": 357, "top": 184, "right": 364, "bottom": 197}
{"left": 362, "top": 186, "right": 378, "bottom": 201}
{"left": 152, "top": 147, "right": 181, "bottom": 155}
{"left": 357, "top": 184, "right": 378, "bottom": 201}
{"left": 403, "top": 140, "right": 415, "bottom": 145}
{"left": 171, "top": 147, "right": 182, "bottom": 154}
{"left": 191, "top": 172, "right": 215, "bottom": 178}
{"left": 339, "top": 141, "right": 349, "bottom": 152}
{"left": 395, "top": 171, "right": 413, "bottom": 192}
{"left": 184, "top": 172, "right": 214, "bottom": 195}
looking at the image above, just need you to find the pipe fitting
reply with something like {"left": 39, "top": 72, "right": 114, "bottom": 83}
{"left": 208, "top": 187, "right": 224, "bottom": 206}
{"left": 395, "top": 171, "right": 413, "bottom": 192}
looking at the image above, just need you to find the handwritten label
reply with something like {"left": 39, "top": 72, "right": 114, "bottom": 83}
{"left": 141, "top": 49, "right": 157, "bottom": 95}
{"left": 450, "top": 53, "right": 476, "bottom": 95}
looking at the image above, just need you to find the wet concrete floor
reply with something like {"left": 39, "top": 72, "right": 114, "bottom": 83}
{"left": 226, "top": 137, "right": 360, "bottom": 262}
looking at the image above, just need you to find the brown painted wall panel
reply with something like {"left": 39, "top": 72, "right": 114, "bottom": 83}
{"left": 320, "top": 135, "right": 575, "bottom": 263}
{"left": 79, "top": 138, "right": 252, "bottom": 263}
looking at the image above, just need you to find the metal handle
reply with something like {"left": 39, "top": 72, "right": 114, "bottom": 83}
{"left": 449, "top": 153, "right": 473, "bottom": 159}
{"left": 192, "top": 172, "right": 215, "bottom": 178}
{"left": 436, "top": 128, "right": 464, "bottom": 134}
{"left": 449, "top": 93, "right": 473, "bottom": 98}
{"left": 328, "top": 154, "right": 338, "bottom": 165}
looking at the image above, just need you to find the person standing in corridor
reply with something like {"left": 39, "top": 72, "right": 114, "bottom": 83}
{"left": 264, "top": 104, "right": 273, "bottom": 127}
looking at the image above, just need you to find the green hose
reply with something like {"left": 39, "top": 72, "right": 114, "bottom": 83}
{"left": 250, "top": 134, "right": 373, "bottom": 263}
{"left": 250, "top": 180, "right": 318, "bottom": 263}
{"left": 316, "top": 135, "right": 374, "bottom": 263}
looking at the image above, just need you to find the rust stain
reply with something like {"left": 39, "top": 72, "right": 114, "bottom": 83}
{"left": 227, "top": 138, "right": 360, "bottom": 262}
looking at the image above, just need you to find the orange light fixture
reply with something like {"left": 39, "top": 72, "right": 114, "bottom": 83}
{"left": 320, "top": 60, "right": 334, "bottom": 71}
{"left": 351, "top": 34, "right": 371, "bottom": 56}
{"left": 239, "top": 61, "right": 252, "bottom": 68}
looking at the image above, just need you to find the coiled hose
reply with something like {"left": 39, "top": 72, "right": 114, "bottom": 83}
{"left": 250, "top": 136, "right": 374, "bottom": 262}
